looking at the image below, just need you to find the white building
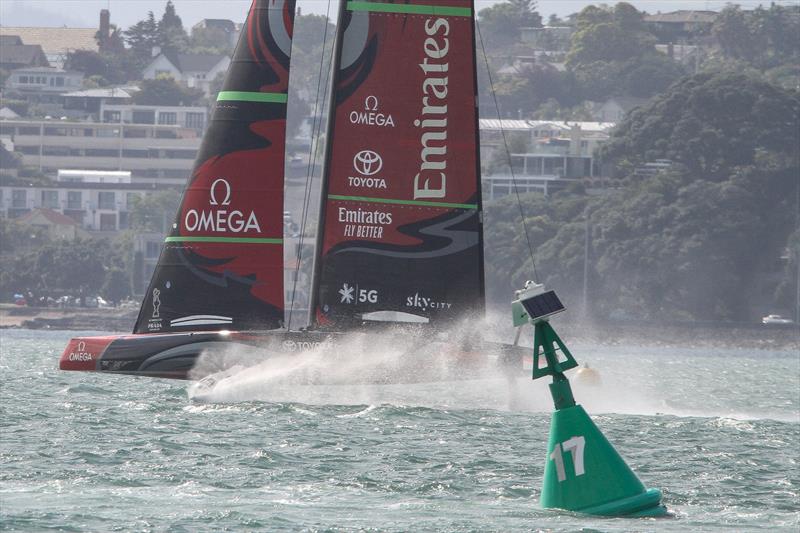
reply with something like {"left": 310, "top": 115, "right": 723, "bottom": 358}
{"left": 143, "top": 52, "right": 231, "bottom": 96}
{"left": 6, "top": 67, "right": 84, "bottom": 95}
{"left": 1, "top": 116, "right": 203, "bottom": 185}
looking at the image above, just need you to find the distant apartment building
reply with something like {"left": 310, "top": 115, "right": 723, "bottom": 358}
{"left": 1, "top": 110, "right": 205, "bottom": 184}
{"left": 643, "top": 11, "right": 717, "bottom": 45}
{"left": 479, "top": 119, "right": 615, "bottom": 198}
{"left": 0, "top": 174, "right": 178, "bottom": 235}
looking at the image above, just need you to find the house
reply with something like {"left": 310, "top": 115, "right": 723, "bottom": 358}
{"left": 644, "top": 11, "right": 718, "bottom": 45}
{"left": 16, "top": 208, "right": 90, "bottom": 240}
{"left": 191, "top": 18, "right": 240, "bottom": 49}
{"left": 142, "top": 52, "right": 231, "bottom": 96}
{"left": 0, "top": 35, "right": 49, "bottom": 70}
{"left": 0, "top": 27, "right": 98, "bottom": 69}
{"left": 62, "top": 86, "right": 138, "bottom": 119}
{"left": 6, "top": 67, "right": 84, "bottom": 95}
{"left": 587, "top": 97, "right": 648, "bottom": 122}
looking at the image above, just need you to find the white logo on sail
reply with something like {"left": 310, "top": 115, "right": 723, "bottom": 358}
{"left": 209, "top": 178, "right": 232, "bottom": 206}
{"left": 353, "top": 150, "right": 383, "bottom": 176}
{"left": 349, "top": 95, "right": 395, "bottom": 128}
{"left": 339, "top": 283, "right": 355, "bottom": 304}
{"left": 152, "top": 288, "right": 161, "bottom": 318}
{"left": 184, "top": 178, "right": 262, "bottom": 233}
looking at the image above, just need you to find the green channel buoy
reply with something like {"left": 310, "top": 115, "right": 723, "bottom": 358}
{"left": 512, "top": 282, "right": 668, "bottom": 517}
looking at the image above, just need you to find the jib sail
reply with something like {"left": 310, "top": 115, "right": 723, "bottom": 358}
{"left": 134, "top": 0, "right": 296, "bottom": 334}
{"left": 311, "top": 0, "right": 484, "bottom": 328}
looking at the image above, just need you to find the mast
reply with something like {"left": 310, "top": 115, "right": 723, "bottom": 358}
{"left": 309, "top": 0, "right": 349, "bottom": 329}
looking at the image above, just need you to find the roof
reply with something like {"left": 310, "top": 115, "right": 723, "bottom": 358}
{"left": 11, "top": 66, "right": 81, "bottom": 75}
{"left": 193, "top": 19, "right": 236, "bottom": 32}
{"left": 173, "top": 53, "right": 228, "bottom": 73}
{"left": 0, "top": 107, "right": 20, "bottom": 119}
{"left": 0, "top": 35, "right": 23, "bottom": 45}
{"left": 479, "top": 119, "right": 615, "bottom": 132}
{"left": 18, "top": 208, "right": 79, "bottom": 227}
{"left": 644, "top": 11, "right": 718, "bottom": 24}
{"left": 63, "top": 87, "right": 138, "bottom": 99}
{"left": 0, "top": 44, "right": 48, "bottom": 67}
{"left": 0, "top": 27, "right": 98, "bottom": 55}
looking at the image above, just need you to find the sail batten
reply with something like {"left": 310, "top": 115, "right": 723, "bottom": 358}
{"left": 311, "top": 0, "right": 484, "bottom": 329}
{"left": 133, "top": 0, "right": 296, "bottom": 335}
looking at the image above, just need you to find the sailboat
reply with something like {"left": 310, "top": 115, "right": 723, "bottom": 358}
{"left": 59, "top": 0, "right": 525, "bottom": 379}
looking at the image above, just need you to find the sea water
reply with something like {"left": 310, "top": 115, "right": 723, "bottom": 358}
{"left": 0, "top": 328, "right": 798, "bottom": 531}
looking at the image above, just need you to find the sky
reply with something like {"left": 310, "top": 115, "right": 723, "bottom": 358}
{"left": 0, "top": 0, "right": 792, "bottom": 30}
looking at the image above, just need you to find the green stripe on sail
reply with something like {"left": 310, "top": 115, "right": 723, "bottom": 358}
{"left": 329, "top": 194, "right": 477, "bottom": 210}
{"left": 346, "top": 1, "right": 472, "bottom": 17}
{"left": 216, "top": 91, "right": 288, "bottom": 104}
{"left": 165, "top": 236, "right": 283, "bottom": 244}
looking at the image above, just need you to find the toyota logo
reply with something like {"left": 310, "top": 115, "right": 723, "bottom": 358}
{"left": 353, "top": 150, "right": 383, "bottom": 176}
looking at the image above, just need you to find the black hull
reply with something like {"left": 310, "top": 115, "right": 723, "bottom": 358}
{"left": 60, "top": 330, "right": 527, "bottom": 381}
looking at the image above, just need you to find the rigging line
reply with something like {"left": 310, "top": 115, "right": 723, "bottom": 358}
{"left": 288, "top": 0, "right": 334, "bottom": 330}
{"left": 475, "top": 18, "right": 539, "bottom": 283}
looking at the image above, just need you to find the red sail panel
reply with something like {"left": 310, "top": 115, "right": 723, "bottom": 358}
{"left": 134, "top": 0, "right": 296, "bottom": 334}
{"left": 314, "top": 0, "right": 484, "bottom": 328}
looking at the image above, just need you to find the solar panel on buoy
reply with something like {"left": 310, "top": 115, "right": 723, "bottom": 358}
{"left": 520, "top": 290, "right": 565, "bottom": 322}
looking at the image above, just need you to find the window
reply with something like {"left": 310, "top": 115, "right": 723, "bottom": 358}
{"left": 41, "top": 190, "right": 59, "bottom": 208}
{"left": 131, "top": 110, "right": 155, "bottom": 125}
{"left": 18, "top": 146, "right": 40, "bottom": 155}
{"left": 155, "top": 129, "right": 177, "bottom": 139}
{"left": 158, "top": 112, "right": 177, "bottom": 125}
{"left": 185, "top": 112, "right": 205, "bottom": 130}
{"left": 85, "top": 148, "right": 118, "bottom": 157}
{"left": 43, "top": 127, "right": 67, "bottom": 136}
{"left": 99, "top": 213, "right": 116, "bottom": 231}
{"left": 42, "top": 146, "right": 70, "bottom": 156}
{"left": 98, "top": 191, "right": 115, "bottom": 210}
{"left": 18, "top": 126, "right": 39, "bottom": 135}
{"left": 123, "top": 128, "right": 147, "bottom": 138}
{"left": 165, "top": 149, "right": 197, "bottom": 160}
{"left": 67, "top": 191, "right": 82, "bottom": 210}
{"left": 12, "top": 189, "right": 27, "bottom": 208}
{"left": 0, "top": 125, "right": 14, "bottom": 136}
{"left": 126, "top": 192, "right": 139, "bottom": 210}
{"left": 121, "top": 149, "right": 148, "bottom": 158}
{"left": 55, "top": 77, "right": 64, "bottom": 87}
{"left": 19, "top": 75, "right": 28, "bottom": 83}
{"left": 103, "top": 111, "right": 121, "bottom": 123}
{"left": 155, "top": 69, "right": 172, "bottom": 78}
{"left": 96, "top": 128, "right": 120, "bottom": 138}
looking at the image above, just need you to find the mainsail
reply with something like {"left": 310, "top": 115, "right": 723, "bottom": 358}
{"left": 312, "top": 0, "right": 485, "bottom": 328}
{"left": 134, "top": 0, "right": 296, "bottom": 334}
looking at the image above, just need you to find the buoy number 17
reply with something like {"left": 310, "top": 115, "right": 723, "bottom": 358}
{"left": 549, "top": 436, "right": 586, "bottom": 482}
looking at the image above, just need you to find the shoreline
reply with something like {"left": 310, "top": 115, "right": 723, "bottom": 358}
{"left": 1, "top": 304, "right": 797, "bottom": 351}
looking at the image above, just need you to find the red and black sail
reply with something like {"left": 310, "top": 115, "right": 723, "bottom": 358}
{"left": 134, "top": 0, "right": 296, "bottom": 334}
{"left": 312, "top": 0, "right": 484, "bottom": 328}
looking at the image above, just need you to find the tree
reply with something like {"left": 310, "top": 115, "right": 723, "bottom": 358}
{"left": 599, "top": 71, "right": 800, "bottom": 180}
{"left": 125, "top": 11, "right": 160, "bottom": 68}
{"left": 133, "top": 77, "right": 204, "bottom": 106}
{"left": 101, "top": 267, "right": 132, "bottom": 305}
{"left": 158, "top": 0, "right": 189, "bottom": 55}
{"left": 566, "top": 3, "right": 654, "bottom": 67}
{"left": 129, "top": 190, "right": 182, "bottom": 232}
{"left": 478, "top": 0, "right": 543, "bottom": 50}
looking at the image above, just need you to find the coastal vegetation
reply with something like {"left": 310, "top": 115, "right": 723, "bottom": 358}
{"left": 1, "top": 1, "right": 798, "bottom": 323}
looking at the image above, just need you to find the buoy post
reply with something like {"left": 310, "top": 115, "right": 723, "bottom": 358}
{"left": 512, "top": 281, "right": 667, "bottom": 517}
